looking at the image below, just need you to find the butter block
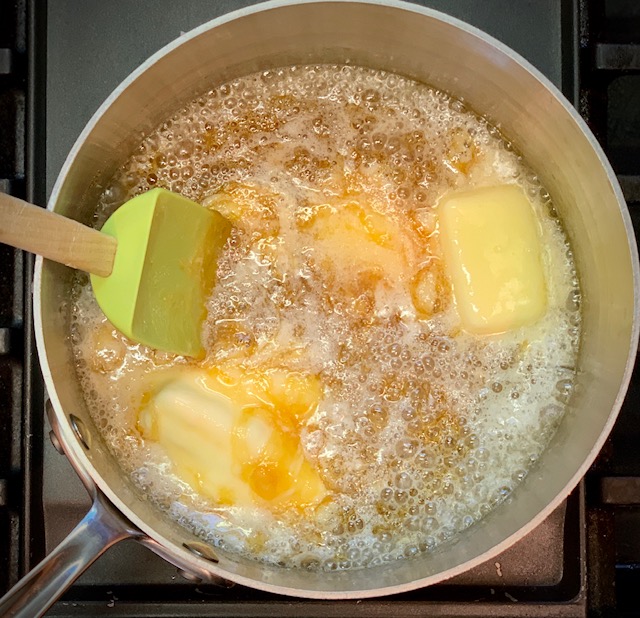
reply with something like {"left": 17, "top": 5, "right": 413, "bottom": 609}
{"left": 138, "top": 371, "right": 265, "bottom": 506}
{"left": 438, "top": 185, "right": 547, "bottom": 334}
{"left": 138, "top": 369, "right": 326, "bottom": 509}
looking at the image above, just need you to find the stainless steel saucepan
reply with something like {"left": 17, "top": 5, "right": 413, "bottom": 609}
{"left": 1, "top": 1, "right": 638, "bottom": 615}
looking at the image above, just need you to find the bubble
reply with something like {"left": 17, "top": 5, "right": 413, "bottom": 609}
{"left": 396, "top": 439, "right": 419, "bottom": 458}
{"left": 176, "top": 139, "right": 194, "bottom": 159}
{"left": 403, "top": 544, "right": 419, "bottom": 558}
{"left": 368, "top": 403, "right": 389, "bottom": 430}
{"left": 422, "top": 356, "right": 435, "bottom": 372}
{"left": 555, "top": 379, "right": 574, "bottom": 404}
{"left": 566, "top": 289, "right": 581, "bottom": 312}
{"left": 402, "top": 408, "right": 417, "bottom": 424}
{"left": 381, "top": 487, "right": 394, "bottom": 501}
{"left": 396, "top": 472, "right": 413, "bottom": 489}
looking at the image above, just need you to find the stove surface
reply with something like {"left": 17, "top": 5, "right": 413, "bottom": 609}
{"left": 22, "top": 0, "right": 592, "bottom": 615}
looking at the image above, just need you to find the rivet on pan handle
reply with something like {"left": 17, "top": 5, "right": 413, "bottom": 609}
{"left": 183, "top": 541, "right": 220, "bottom": 563}
{"left": 69, "top": 413, "right": 91, "bottom": 449}
{"left": 182, "top": 542, "right": 235, "bottom": 589}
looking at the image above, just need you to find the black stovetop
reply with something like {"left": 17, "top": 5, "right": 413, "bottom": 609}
{"left": 1, "top": 1, "right": 639, "bottom": 616}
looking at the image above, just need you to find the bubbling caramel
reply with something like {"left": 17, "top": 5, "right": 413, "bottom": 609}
{"left": 69, "top": 65, "right": 581, "bottom": 571}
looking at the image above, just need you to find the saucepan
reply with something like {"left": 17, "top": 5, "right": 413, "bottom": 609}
{"left": 1, "top": 1, "right": 638, "bottom": 615}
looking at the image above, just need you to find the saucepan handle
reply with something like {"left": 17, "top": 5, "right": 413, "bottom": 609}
{"left": 0, "top": 490, "right": 139, "bottom": 618}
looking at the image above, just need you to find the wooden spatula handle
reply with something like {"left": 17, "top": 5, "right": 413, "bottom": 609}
{"left": 0, "top": 192, "right": 116, "bottom": 277}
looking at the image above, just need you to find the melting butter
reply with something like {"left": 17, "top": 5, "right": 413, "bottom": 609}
{"left": 138, "top": 368, "right": 326, "bottom": 510}
{"left": 307, "top": 201, "right": 410, "bottom": 283}
{"left": 438, "top": 185, "right": 547, "bottom": 334}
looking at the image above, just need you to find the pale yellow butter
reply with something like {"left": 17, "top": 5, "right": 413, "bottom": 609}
{"left": 137, "top": 368, "right": 326, "bottom": 510}
{"left": 438, "top": 185, "right": 547, "bottom": 335}
{"left": 137, "top": 371, "right": 269, "bottom": 506}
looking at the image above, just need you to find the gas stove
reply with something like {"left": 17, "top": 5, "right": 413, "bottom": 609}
{"left": 1, "top": 1, "right": 639, "bottom": 616}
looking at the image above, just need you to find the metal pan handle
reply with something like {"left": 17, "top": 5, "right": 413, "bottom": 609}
{"left": 0, "top": 490, "right": 139, "bottom": 618}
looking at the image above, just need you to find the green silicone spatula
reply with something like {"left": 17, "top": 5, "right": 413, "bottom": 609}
{"left": 0, "top": 188, "right": 232, "bottom": 357}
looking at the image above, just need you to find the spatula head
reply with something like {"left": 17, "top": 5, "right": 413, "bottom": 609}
{"left": 90, "top": 188, "right": 231, "bottom": 357}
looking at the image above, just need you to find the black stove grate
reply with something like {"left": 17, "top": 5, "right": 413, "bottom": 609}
{"left": 0, "top": 0, "right": 28, "bottom": 596}
{"left": 579, "top": 1, "right": 640, "bottom": 616}
{"left": 0, "top": 0, "right": 46, "bottom": 601}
